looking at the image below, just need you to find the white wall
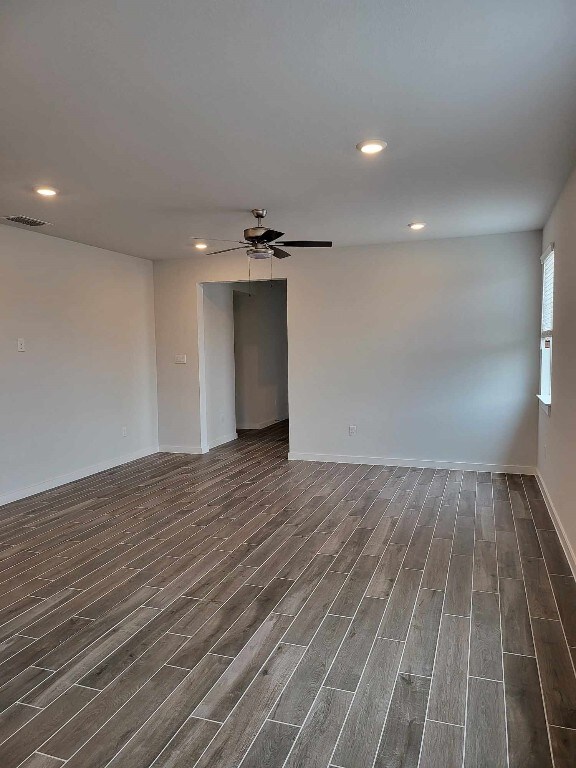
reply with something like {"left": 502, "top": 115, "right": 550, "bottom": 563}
{"left": 0, "top": 224, "right": 158, "bottom": 503}
{"left": 202, "top": 282, "right": 237, "bottom": 448}
{"left": 233, "top": 281, "right": 288, "bottom": 430}
{"left": 154, "top": 230, "right": 541, "bottom": 471}
{"left": 538, "top": 166, "right": 576, "bottom": 568}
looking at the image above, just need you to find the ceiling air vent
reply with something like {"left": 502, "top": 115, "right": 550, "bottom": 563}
{"left": 4, "top": 215, "right": 53, "bottom": 227}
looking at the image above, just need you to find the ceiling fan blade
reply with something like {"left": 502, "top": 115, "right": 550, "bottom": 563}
{"left": 272, "top": 247, "right": 291, "bottom": 259}
{"left": 253, "top": 229, "right": 284, "bottom": 243}
{"left": 205, "top": 246, "right": 247, "bottom": 256}
{"left": 192, "top": 238, "right": 246, "bottom": 244}
{"left": 276, "top": 240, "right": 332, "bottom": 247}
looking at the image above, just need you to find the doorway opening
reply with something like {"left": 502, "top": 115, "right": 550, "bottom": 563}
{"left": 199, "top": 279, "right": 288, "bottom": 451}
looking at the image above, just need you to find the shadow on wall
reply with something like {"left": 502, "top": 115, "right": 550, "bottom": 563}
{"left": 233, "top": 280, "right": 288, "bottom": 430}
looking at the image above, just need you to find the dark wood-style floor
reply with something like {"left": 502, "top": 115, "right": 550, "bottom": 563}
{"left": 0, "top": 422, "right": 575, "bottom": 768}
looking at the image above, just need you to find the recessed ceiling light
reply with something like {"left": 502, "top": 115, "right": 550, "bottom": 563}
{"left": 194, "top": 242, "right": 208, "bottom": 250}
{"left": 356, "top": 139, "right": 387, "bottom": 155}
{"left": 35, "top": 187, "right": 57, "bottom": 197}
{"left": 409, "top": 222, "right": 426, "bottom": 230}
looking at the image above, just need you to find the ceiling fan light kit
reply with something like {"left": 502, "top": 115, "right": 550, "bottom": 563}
{"left": 192, "top": 208, "right": 333, "bottom": 260}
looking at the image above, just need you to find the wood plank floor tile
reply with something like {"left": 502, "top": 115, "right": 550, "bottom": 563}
{"left": 373, "top": 673, "right": 430, "bottom": 768}
{"left": 192, "top": 643, "right": 305, "bottom": 768}
{"left": 283, "top": 686, "right": 353, "bottom": 768}
{"left": 452, "top": 516, "right": 475, "bottom": 556}
{"left": 516, "top": 518, "right": 543, "bottom": 559}
{"left": 0, "top": 426, "right": 569, "bottom": 767}
{"left": 504, "top": 652, "right": 552, "bottom": 768}
{"left": 433, "top": 505, "right": 457, "bottom": 539}
{"left": 469, "top": 590, "right": 502, "bottom": 680}
{"left": 444, "top": 555, "right": 473, "bottom": 617}
{"left": 330, "top": 555, "right": 379, "bottom": 617}
{"left": 400, "top": 588, "right": 443, "bottom": 676}
{"left": 15, "top": 754, "right": 64, "bottom": 768}
{"left": 271, "top": 614, "right": 350, "bottom": 725}
{"left": 330, "top": 528, "right": 372, "bottom": 573}
{"left": 494, "top": 499, "right": 515, "bottom": 533}
{"left": 522, "top": 558, "right": 559, "bottom": 620}
{"left": 419, "top": 720, "right": 464, "bottom": 768}
{"left": 210, "top": 578, "right": 292, "bottom": 657}
{"left": 464, "top": 677, "right": 507, "bottom": 768}
{"left": 333, "top": 638, "right": 404, "bottom": 768}
{"left": 61, "top": 665, "right": 190, "bottom": 768}
{"left": 527, "top": 498, "right": 555, "bottom": 531}
{"left": 0, "top": 703, "right": 38, "bottom": 745}
{"left": 475, "top": 506, "right": 496, "bottom": 543}
{"left": 146, "top": 717, "right": 220, "bottom": 768}
{"left": 193, "top": 612, "right": 293, "bottom": 722}
{"left": 549, "top": 726, "right": 576, "bottom": 768}
{"left": 402, "top": 526, "right": 434, "bottom": 570}
{"left": 102, "top": 654, "right": 232, "bottom": 768}
{"left": 377, "top": 568, "right": 423, "bottom": 641}
{"left": 0, "top": 666, "right": 54, "bottom": 712}
{"left": 25, "top": 606, "right": 163, "bottom": 706}
{"left": 241, "top": 720, "right": 299, "bottom": 768}
{"left": 325, "top": 597, "right": 388, "bottom": 692}
{"left": 366, "top": 543, "right": 406, "bottom": 600}
{"left": 428, "top": 614, "right": 470, "bottom": 726}
{"left": 496, "top": 529, "right": 523, "bottom": 579}
{"left": 167, "top": 587, "right": 262, "bottom": 670}
{"left": 282, "top": 570, "right": 348, "bottom": 646}
{"left": 473, "top": 540, "right": 498, "bottom": 593}
{"left": 363, "top": 517, "right": 398, "bottom": 557}
{"left": 499, "top": 577, "right": 534, "bottom": 656}
{"left": 538, "top": 529, "right": 573, "bottom": 576}
{"left": 273, "top": 555, "right": 334, "bottom": 616}
{"left": 532, "top": 617, "right": 576, "bottom": 729}
{"left": 0, "top": 685, "right": 96, "bottom": 768}
{"left": 421, "top": 538, "right": 452, "bottom": 591}
{"left": 41, "top": 636, "right": 186, "bottom": 758}
{"left": 550, "top": 574, "right": 576, "bottom": 646}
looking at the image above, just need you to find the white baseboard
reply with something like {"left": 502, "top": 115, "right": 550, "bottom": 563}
{"left": 236, "top": 418, "right": 286, "bottom": 430}
{"left": 160, "top": 432, "right": 237, "bottom": 453}
{"left": 536, "top": 472, "right": 576, "bottom": 579}
{"left": 287, "top": 451, "right": 536, "bottom": 474}
{"left": 0, "top": 445, "right": 160, "bottom": 506}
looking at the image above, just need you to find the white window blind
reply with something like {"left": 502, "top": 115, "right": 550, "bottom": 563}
{"left": 541, "top": 247, "right": 554, "bottom": 338}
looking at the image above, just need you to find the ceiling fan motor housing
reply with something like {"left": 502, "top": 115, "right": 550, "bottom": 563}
{"left": 244, "top": 226, "right": 270, "bottom": 242}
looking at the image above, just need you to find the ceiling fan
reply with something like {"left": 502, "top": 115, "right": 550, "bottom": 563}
{"left": 192, "top": 209, "right": 332, "bottom": 259}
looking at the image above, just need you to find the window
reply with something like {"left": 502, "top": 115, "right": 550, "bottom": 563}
{"left": 539, "top": 245, "right": 554, "bottom": 407}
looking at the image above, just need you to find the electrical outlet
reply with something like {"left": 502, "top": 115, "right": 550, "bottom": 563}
{"left": 121, "top": 426, "right": 128, "bottom": 437}
{"left": 349, "top": 425, "right": 357, "bottom": 436}
{"left": 17, "top": 338, "right": 25, "bottom": 352}
{"left": 174, "top": 354, "right": 187, "bottom": 364}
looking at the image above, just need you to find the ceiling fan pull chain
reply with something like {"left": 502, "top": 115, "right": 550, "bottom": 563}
{"left": 248, "top": 256, "right": 252, "bottom": 297}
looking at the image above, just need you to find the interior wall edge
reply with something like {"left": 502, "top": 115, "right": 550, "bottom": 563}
{"left": 288, "top": 451, "right": 536, "bottom": 475}
{"left": 536, "top": 472, "right": 576, "bottom": 580}
{"left": 0, "top": 445, "right": 160, "bottom": 506}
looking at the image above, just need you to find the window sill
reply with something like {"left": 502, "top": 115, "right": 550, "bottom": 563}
{"left": 537, "top": 394, "right": 551, "bottom": 415}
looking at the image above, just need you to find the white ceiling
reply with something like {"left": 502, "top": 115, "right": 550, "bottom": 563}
{"left": 1, "top": 0, "right": 576, "bottom": 260}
